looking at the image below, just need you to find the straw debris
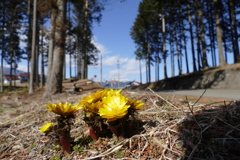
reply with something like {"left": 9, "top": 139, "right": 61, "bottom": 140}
{"left": 0, "top": 89, "right": 240, "bottom": 159}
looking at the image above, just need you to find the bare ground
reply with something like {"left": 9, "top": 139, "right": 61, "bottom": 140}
{"left": 0, "top": 87, "right": 240, "bottom": 159}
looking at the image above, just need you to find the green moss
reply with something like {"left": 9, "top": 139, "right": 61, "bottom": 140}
{"left": 73, "top": 145, "right": 85, "bottom": 153}
{"left": 50, "top": 156, "right": 61, "bottom": 160}
{"left": 53, "top": 145, "right": 61, "bottom": 151}
{"left": 115, "top": 150, "right": 125, "bottom": 158}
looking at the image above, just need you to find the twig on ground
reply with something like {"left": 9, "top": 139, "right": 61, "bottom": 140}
{"left": 147, "top": 88, "right": 179, "bottom": 110}
{"left": 185, "top": 94, "right": 204, "bottom": 160}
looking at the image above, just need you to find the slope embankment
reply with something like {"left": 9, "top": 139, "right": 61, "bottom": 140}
{"left": 128, "top": 63, "right": 240, "bottom": 90}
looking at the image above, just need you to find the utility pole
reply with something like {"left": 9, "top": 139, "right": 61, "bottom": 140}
{"left": 100, "top": 55, "right": 102, "bottom": 83}
{"left": 117, "top": 59, "right": 120, "bottom": 88}
{"left": 139, "top": 59, "right": 142, "bottom": 84}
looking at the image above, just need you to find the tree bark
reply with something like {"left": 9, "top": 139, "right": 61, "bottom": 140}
{"left": 228, "top": 0, "right": 240, "bottom": 63}
{"left": 44, "top": 0, "right": 66, "bottom": 97}
{"left": 40, "top": 20, "right": 45, "bottom": 88}
{"left": 198, "top": 2, "right": 208, "bottom": 69}
{"left": 44, "top": 5, "right": 56, "bottom": 94}
{"left": 29, "top": 0, "right": 37, "bottom": 94}
{"left": 81, "top": 0, "right": 88, "bottom": 79}
{"left": 0, "top": 0, "right": 6, "bottom": 92}
{"left": 76, "top": 41, "right": 81, "bottom": 79}
{"left": 170, "top": 38, "right": 175, "bottom": 77}
{"left": 213, "top": 0, "right": 226, "bottom": 67}
{"left": 194, "top": 9, "right": 202, "bottom": 70}
{"left": 161, "top": 13, "right": 167, "bottom": 79}
{"left": 187, "top": 4, "right": 197, "bottom": 72}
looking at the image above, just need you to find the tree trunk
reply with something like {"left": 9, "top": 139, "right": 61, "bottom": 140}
{"left": 43, "top": 3, "right": 57, "bottom": 97}
{"left": 206, "top": 0, "right": 217, "bottom": 67}
{"left": 161, "top": 13, "right": 167, "bottom": 79}
{"left": 44, "top": 0, "right": 66, "bottom": 96}
{"left": 27, "top": 0, "right": 32, "bottom": 85}
{"left": 155, "top": 55, "right": 159, "bottom": 81}
{"left": 76, "top": 41, "right": 81, "bottom": 79}
{"left": 228, "top": 0, "right": 240, "bottom": 63}
{"left": 81, "top": 0, "right": 88, "bottom": 79}
{"left": 174, "top": 24, "right": 182, "bottom": 75}
{"left": 0, "top": 0, "right": 6, "bottom": 92}
{"left": 29, "top": 0, "right": 37, "bottom": 94}
{"left": 147, "top": 43, "right": 151, "bottom": 82}
{"left": 195, "top": 14, "right": 202, "bottom": 70}
{"left": 170, "top": 38, "right": 175, "bottom": 77}
{"left": 198, "top": 2, "right": 208, "bottom": 69}
{"left": 63, "top": 53, "right": 66, "bottom": 79}
{"left": 183, "top": 31, "right": 189, "bottom": 73}
{"left": 35, "top": 34, "right": 39, "bottom": 87}
{"left": 40, "top": 20, "right": 45, "bottom": 88}
{"left": 220, "top": 11, "right": 228, "bottom": 63}
{"left": 188, "top": 5, "right": 197, "bottom": 72}
{"left": 213, "top": 0, "right": 226, "bottom": 67}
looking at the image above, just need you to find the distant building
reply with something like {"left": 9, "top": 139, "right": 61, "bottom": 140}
{"left": 3, "top": 73, "right": 29, "bottom": 84}
{"left": 4, "top": 75, "right": 20, "bottom": 84}
{"left": 18, "top": 73, "right": 29, "bottom": 83}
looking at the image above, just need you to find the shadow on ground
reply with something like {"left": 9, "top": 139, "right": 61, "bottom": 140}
{"left": 179, "top": 100, "right": 240, "bottom": 159}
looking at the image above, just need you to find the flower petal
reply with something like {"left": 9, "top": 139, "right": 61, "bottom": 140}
{"left": 40, "top": 123, "right": 53, "bottom": 133}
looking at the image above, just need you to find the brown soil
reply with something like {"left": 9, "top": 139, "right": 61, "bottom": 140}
{"left": 0, "top": 85, "right": 239, "bottom": 159}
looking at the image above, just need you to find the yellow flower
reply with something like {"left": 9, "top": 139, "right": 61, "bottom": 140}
{"left": 127, "top": 99, "right": 144, "bottom": 110}
{"left": 78, "top": 89, "right": 122, "bottom": 113}
{"left": 98, "top": 95, "right": 130, "bottom": 122}
{"left": 40, "top": 123, "right": 53, "bottom": 133}
{"left": 81, "top": 90, "right": 105, "bottom": 103}
{"left": 81, "top": 101, "right": 103, "bottom": 113}
{"left": 46, "top": 102, "right": 80, "bottom": 116}
{"left": 105, "top": 89, "right": 122, "bottom": 96}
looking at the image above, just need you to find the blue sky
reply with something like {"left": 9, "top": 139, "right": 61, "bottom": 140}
{"left": 88, "top": 0, "right": 143, "bottom": 83}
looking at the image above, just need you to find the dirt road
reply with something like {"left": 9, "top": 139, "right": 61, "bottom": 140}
{"left": 151, "top": 89, "right": 240, "bottom": 100}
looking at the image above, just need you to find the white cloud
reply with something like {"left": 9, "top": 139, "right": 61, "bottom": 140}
{"left": 92, "top": 37, "right": 111, "bottom": 56}
{"left": 17, "top": 64, "right": 28, "bottom": 72}
{"left": 87, "top": 38, "right": 145, "bottom": 81}
{"left": 104, "top": 57, "right": 143, "bottom": 81}
{"left": 119, "top": 58, "right": 141, "bottom": 78}
{"left": 102, "top": 56, "right": 119, "bottom": 66}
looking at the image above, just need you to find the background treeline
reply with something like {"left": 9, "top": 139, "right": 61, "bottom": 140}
{"left": 130, "top": 0, "right": 240, "bottom": 83}
{"left": 0, "top": 0, "right": 104, "bottom": 95}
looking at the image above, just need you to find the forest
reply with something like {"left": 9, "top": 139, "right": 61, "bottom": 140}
{"left": 130, "top": 0, "right": 240, "bottom": 83}
{"left": 0, "top": 0, "right": 240, "bottom": 96}
{"left": 0, "top": 0, "right": 104, "bottom": 96}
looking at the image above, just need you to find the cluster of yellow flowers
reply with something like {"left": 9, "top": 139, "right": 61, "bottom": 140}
{"left": 78, "top": 89, "right": 144, "bottom": 122}
{"left": 39, "top": 89, "right": 144, "bottom": 152}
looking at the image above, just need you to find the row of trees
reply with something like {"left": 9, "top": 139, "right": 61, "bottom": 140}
{"left": 130, "top": 0, "right": 240, "bottom": 83}
{"left": 0, "top": 0, "right": 104, "bottom": 96}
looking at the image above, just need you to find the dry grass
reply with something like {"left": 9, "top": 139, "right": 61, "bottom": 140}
{"left": 0, "top": 88, "right": 240, "bottom": 159}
